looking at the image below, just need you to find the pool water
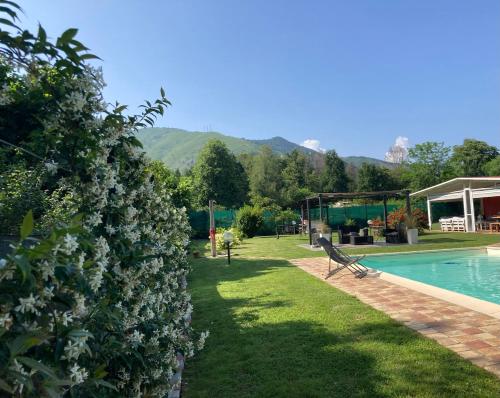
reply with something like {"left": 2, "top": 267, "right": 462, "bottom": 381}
{"left": 363, "top": 249, "right": 500, "bottom": 304}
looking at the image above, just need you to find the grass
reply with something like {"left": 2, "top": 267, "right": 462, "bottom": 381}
{"left": 191, "top": 231, "right": 500, "bottom": 259}
{"left": 184, "top": 232, "right": 500, "bottom": 397}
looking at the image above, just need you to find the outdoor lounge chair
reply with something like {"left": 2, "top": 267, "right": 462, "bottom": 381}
{"left": 317, "top": 237, "right": 368, "bottom": 279}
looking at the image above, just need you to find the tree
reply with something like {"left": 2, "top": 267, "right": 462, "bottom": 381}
{"left": 280, "top": 150, "right": 315, "bottom": 206}
{"left": 192, "top": 139, "right": 249, "bottom": 208}
{"left": 148, "top": 160, "right": 194, "bottom": 210}
{"left": 450, "top": 139, "right": 498, "bottom": 177}
{"left": 320, "top": 150, "right": 349, "bottom": 192}
{"left": 404, "top": 142, "right": 452, "bottom": 191}
{"left": 484, "top": 156, "right": 500, "bottom": 176}
{"left": 357, "top": 163, "right": 397, "bottom": 192}
{"left": 248, "top": 146, "right": 283, "bottom": 203}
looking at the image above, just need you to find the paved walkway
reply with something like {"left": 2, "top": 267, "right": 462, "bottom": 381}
{"left": 290, "top": 257, "right": 500, "bottom": 377}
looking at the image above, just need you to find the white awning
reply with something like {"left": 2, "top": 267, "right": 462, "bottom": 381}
{"left": 411, "top": 177, "right": 500, "bottom": 198}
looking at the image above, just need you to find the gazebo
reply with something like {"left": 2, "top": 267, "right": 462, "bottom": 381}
{"left": 300, "top": 190, "right": 412, "bottom": 245}
{"left": 410, "top": 177, "right": 500, "bottom": 232}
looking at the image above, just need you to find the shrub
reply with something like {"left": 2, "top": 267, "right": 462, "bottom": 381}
{"left": 0, "top": 4, "right": 205, "bottom": 397}
{"left": 236, "top": 205, "right": 264, "bottom": 238}
{"left": 388, "top": 207, "right": 428, "bottom": 232}
{"left": 215, "top": 227, "right": 243, "bottom": 251}
{"left": 0, "top": 165, "right": 47, "bottom": 235}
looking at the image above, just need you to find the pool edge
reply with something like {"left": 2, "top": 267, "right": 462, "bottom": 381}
{"left": 378, "top": 271, "right": 500, "bottom": 319}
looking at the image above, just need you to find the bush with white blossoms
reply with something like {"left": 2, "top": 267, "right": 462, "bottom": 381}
{"left": 0, "top": 3, "right": 205, "bottom": 397}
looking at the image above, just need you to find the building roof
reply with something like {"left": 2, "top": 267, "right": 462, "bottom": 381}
{"left": 410, "top": 177, "right": 500, "bottom": 198}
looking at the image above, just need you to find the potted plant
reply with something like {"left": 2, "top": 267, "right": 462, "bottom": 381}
{"left": 318, "top": 222, "right": 332, "bottom": 243}
{"left": 344, "top": 218, "right": 358, "bottom": 233}
{"left": 405, "top": 215, "right": 419, "bottom": 245}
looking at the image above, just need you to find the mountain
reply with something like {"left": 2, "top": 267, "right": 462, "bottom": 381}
{"left": 341, "top": 156, "right": 395, "bottom": 169}
{"left": 138, "top": 127, "right": 393, "bottom": 170}
{"left": 247, "top": 137, "right": 317, "bottom": 155}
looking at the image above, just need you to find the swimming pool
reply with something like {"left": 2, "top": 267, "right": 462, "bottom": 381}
{"left": 363, "top": 249, "right": 500, "bottom": 304}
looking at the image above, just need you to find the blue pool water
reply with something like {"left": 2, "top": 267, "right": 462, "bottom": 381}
{"left": 363, "top": 249, "right": 500, "bottom": 304}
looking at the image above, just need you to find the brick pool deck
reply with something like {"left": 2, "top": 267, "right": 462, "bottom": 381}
{"left": 290, "top": 257, "right": 500, "bottom": 377}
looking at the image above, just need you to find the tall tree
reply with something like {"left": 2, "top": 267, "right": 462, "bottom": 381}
{"left": 404, "top": 142, "right": 451, "bottom": 191}
{"left": 248, "top": 146, "right": 283, "bottom": 203}
{"left": 320, "top": 150, "right": 349, "bottom": 192}
{"left": 357, "top": 163, "right": 397, "bottom": 192}
{"left": 280, "top": 150, "right": 312, "bottom": 206}
{"left": 450, "top": 139, "right": 498, "bottom": 177}
{"left": 192, "top": 139, "right": 249, "bottom": 208}
{"left": 148, "top": 160, "right": 194, "bottom": 210}
{"left": 484, "top": 156, "right": 500, "bottom": 176}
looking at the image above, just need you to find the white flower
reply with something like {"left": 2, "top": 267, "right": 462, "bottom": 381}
{"left": 105, "top": 224, "right": 116, "bottom": 235}
{"left": 69, "top": 363, "right": 88, "bottom": 385}
{"left": 127, "top": 329, "right": 144, "bottom": 348}
{"left": 61, "top": 311, "right": 74, "bottom": 326}
{"left": 0, "top": 258, "right": 6, "bottom": 269}
{"left": 15, "top": 294, "right": 40, "bottom": 315}
{"left": 0, "top": 313, "right": 13, "bottom": 330}
{"left": 63, "top": 234, "right": 79, "bottom": 255}
{"left": 42, "top": 286, "right": 54, "bottom": 300}
{"left": 44, "top": 161, "right": 58, "bottom": 175}
{"left": 197, "top": 330, "right": 210, "bottom": 350}
{"left": 76, "top": 253, "right": 85, "bottom": 273}
{"left": 86, "top": 212, "right": 102, "bottom": 227}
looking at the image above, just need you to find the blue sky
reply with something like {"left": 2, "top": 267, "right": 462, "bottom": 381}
{"left": 20, "top": 0, "right": 500, "bottom": 158}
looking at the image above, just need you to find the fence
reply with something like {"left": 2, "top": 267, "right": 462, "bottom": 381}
{"left": 188, "top": 201, "right": 463, "bottom": 238}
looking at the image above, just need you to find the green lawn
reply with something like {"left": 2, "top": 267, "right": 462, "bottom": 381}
{"left": 192, "top": 231, "right": 500, "bottom": 259}
{"left": 184, "top": 233, "right": 500, "bottom": 397}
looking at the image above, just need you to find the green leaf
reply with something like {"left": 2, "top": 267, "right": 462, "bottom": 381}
{"left": 80, "top": 53, "right": 101, "bottom": 60}
{"left": 160, "top": 87, "right": 165, "bottom": 97}
{"left": 58, "top": 28, "right": 78, "bottom": 45}
{"left": 93, "top": 363, "right": 108, "bottom": 379}
{"left": 0, "top": 378, "right": 13, "bottom": 394}
{"left": 17, "top": 357, "right": 65, "bottom": 382}
{"left": 94, "top": 379, "right": 117, "bottom": 391}
{"left": 67, "top": 329, "right": 94, "bottom": 339}
{"left": 20, "top": 210, "right": 33, "bottom": 241}
{"left": 37, "top": 23, "right": 47, "bottom": 43}
{"left": 8, "top": 333, "right": 46, "bottom": 357}
{"left": 12, "top": 254, "right": 30, "bottom": 282}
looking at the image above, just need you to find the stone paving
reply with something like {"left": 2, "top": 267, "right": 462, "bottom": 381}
{"left": 290, "top": 257, "right": 500, "bottom": 377}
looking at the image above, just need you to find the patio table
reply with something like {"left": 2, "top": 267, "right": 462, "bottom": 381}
{"left": 490, "top": 222, "right": 500, "bottom": 233}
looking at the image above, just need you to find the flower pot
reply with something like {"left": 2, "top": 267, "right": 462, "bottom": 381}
{"left": 407, "top": 228, "right": 418, "bottom": 245}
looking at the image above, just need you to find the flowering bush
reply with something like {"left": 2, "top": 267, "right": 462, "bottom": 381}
{"left": 215, "top": 227, "right": 243, "bottom": 251}
{"left": 387, "top": 207, "right": 428, "bottom": 232}
{"left": 0, "top": 3, "right": 204, "bottom": 397}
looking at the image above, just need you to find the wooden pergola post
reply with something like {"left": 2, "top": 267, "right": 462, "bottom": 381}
{"left": 405, "top": 190, "right": 412, "bottom": 217}
{"left": 383, "top": 195, "right": 388, "bottom": 229}
{"left": 300, "top": 204, "right": 304, "bottom": 235}
{"left": 307, "top": 199, "right": 312, "bottom": 245}
{"left": 318, "top": 194, "right": 323, "bottom": 222}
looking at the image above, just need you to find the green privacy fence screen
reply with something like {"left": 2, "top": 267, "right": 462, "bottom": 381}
{"left": 188, "top": 201, "right": 462, "bottom": 238}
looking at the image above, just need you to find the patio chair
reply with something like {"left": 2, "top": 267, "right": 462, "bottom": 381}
{"left": 439, "top": 218, "right": 452, "bottom": 232}
{"left": 452, "top": 217, "right": 465, "bottom": 232}
{"left": 317, "top": 237, "right": 368, "bottom": 279}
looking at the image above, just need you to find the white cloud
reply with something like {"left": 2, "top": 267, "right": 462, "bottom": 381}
{"left": 385, "top": 136, "right": 409, "bottom": 163}
{"left": 394, "top": 136, "right": 409, "bottom": 150}
{"left": 301, "top": 139, "right": 326, "bottom": 153}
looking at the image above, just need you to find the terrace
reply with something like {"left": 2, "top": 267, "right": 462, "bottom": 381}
{"left": 411, "top": 177, "right": 500, "bottom": 233}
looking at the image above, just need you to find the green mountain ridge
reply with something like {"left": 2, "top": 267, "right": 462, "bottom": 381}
{"left": 138, "top": 127, "right": 394, "bottom": 170}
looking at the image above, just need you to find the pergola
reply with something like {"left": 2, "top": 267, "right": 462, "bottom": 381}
{"left": 410, "top": 177, "right": 500, "bottom": 232}
{"left": 300, "top": 190, "right": 412, "bottom": 245}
